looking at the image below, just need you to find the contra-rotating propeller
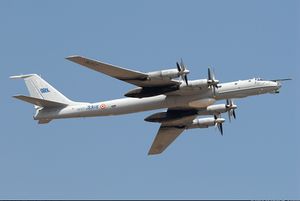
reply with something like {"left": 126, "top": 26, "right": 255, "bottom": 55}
{"left": 226, "top": 99, "right": 237, "bottom": 122}
{"left": 176, "top": 58, "right": 190, "bottom": 85}
{"left": 214, "top": 115, "right": 225, "bottom": 136}
{"left": 207, "top": 67, "right": 219, "bottom": 96}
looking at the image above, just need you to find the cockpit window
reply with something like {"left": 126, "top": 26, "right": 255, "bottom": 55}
{"left": 255, "top": 77, "right": 263, "bottom": 81}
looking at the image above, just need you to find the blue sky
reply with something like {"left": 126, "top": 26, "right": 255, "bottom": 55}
{"left": 1, "top": 0, "right": 299, "bottom": 199}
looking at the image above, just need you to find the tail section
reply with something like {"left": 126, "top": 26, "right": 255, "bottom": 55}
{"left": 10, "top": 74, "right": 73, "bottom": 106}
{"left": 11, "top": 74, "right": 77, "bottom": 124}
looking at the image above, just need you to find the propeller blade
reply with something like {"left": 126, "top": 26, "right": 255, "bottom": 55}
{"left": 208, "top": 68, "right": 212, "bottom": 80}
{"left": 214, "top": 115, "right": 224, "bottom": 135}
{"left": 208, "top": 67, "right": 216, "bottom": 80}
{"left": 226, "top": 99, "right": 237, "bottom": 122}
{"left": 176, "top": 62, "right": 181, "bottom": 72}
{"left": 184, "top": 74, "right": 188, "bottom": 85}
{"left": 232, "top": 109, "right": 236, "bottom": 119}
{"left": 212, "top": 85, "right": 216, "bottom": 95}
{"left": 207, "top": 67, "right": 220, "bottom": 96}
{"left": 180, "top": 58, "right": 186, "bottom": 71}
{"left": 211, "top": 68, "right": 216, "bottom": 81}
{"left": 218, "top": 123, "right": 223, "bottom": 136}
{"left": 228, "top": 110, "right": 232, "bottom": 122}
{"left": 176, "top": 58, "right": 189, "bottom": 85}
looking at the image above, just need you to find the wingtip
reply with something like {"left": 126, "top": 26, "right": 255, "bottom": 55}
{"left": 65, "top": 55, "right": 81, "bottom": 60}
{"left": 9, "top": 74, "right": 37, "bottom": 79}
{"left": 12, "top": 94, "right": 25, "bottom": 99}
{"left": 148, "top": 149, "right": 155, "bottom": 155}
{"left": 148, "top": 152, "right": 156, "bottom": 156}
{"left": 148, "top": 148, "right": 162, "bottom": 155}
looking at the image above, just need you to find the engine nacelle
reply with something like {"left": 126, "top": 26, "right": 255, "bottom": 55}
{"left": 144, "top": 110, "right": 198, "bottom": 123}
{"left": 186, "top": 117, "right": 225, "bottom": 129}
{"left": 189, "top": 118, "right": 215, "bottom": 128}
{"left": 206, "top": 104, "right": 227, "bottom": 114}
{"left": 124, "top": 85, "right": 179, "bottom": 98}
{"left": 179, "top": 79, "right": 208, "bottom": 89}
{"left": 147, "top": 69, "right": 181, "bottom": 80}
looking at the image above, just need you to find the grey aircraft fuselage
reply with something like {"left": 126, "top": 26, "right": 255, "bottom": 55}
{"left": 34, "top": 78, "right": 280, "bottom": 121}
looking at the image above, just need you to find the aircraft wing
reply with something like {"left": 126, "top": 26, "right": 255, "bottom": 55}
{"left": 148, "top": 111, "right": 197, "bottom": 155}
{"left": 148, "top": 125, "right": 185, "bottom": 155}
{"left": 66, "top": 55, "right": 180, "bottom": 87}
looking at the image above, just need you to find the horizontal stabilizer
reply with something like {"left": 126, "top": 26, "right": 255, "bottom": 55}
{"left": 13, "top": 95, "right": 68, "bottom": 108}
{"left": 10, "top": 74, "right": 36, "bottom": 79}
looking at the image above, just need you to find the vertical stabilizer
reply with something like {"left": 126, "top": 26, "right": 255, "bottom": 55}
{"left": 10, "top": 74, "right": 73, "bottom": 107}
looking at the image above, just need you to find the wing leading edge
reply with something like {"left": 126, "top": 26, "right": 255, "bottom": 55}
{"left": 66, "top": 55, "right": 180, "bottom": 88}
{"left": 66, "top": 55, "right": 147, "bottom": 80}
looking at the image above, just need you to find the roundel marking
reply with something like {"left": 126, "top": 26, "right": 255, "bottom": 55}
{"left": 100, "top": 103, "right": 106, "bottom": 109}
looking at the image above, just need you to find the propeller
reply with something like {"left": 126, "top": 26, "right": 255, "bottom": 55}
{"left": 207, "top": 67, "right": 219, "bottom": 96}
{"left": 176, "top": 58, "right": 189, "bottom": 85}
{"left": 214, "top": 115, "right": 225, "bottom": 135}
{"left": 226, "top": 99, "right": 237, "bottom": 122}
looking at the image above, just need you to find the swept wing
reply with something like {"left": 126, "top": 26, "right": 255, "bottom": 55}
{"left": 66, "top": 55, "right": 180, "bottom": 88}
{"left": 148, "top": 109, "right": 197, "bottom": 155}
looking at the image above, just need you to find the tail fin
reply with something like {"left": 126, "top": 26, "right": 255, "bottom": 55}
{"left": 10, "top": 74, "right": 73, "bottom": 108}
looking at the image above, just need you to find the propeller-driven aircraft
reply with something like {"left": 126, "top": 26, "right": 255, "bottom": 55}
{"left": 11, "top": 56, "right": 291, "bottom": 155}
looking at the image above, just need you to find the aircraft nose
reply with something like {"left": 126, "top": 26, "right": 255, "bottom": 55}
{"left": 269, "top": 81, "right": 280, "bottom": 88}
{"left": 271, "top": 80, "right": 281, "bottom": 89}
{"left": 276, "top": 81, "right": 282, "bottom": 88}
{"left": 269, "top": 81, "right": 281, "bottom": 93}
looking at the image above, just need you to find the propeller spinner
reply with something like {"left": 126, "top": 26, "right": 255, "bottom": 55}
{"left": 207, "top": 67, "right": 219, "bottom": 96}
{"left": 226, "top": 99, "right": 237, "bottom": 122}
{"left": 176, "top": 58, "right": 189, "bottom": 85}
{"left": 214, "top": 115, "right": 225, "bottom": 135}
